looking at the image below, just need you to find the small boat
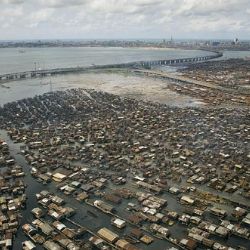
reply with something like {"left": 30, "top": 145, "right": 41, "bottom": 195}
{"left": 0, "top": 84, "right": 10, "bottom": 89}
{"left": 124, "top": 235, "right": 140, "bottom": 244}
{"left": 87, "top": 210, "right": 98, "bottom": 218}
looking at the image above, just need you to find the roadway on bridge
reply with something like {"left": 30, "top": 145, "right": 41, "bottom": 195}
{"left": 131, "top": 69, "right": 245, "bottom": 95}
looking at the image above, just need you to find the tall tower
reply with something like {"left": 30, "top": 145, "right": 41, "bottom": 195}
{"left": 170, "top": 35, "right": 174, "bottom": 45}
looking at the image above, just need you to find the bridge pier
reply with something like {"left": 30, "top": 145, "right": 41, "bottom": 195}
{"left": 0, "top": 51, "right": 223, "bottom": 80}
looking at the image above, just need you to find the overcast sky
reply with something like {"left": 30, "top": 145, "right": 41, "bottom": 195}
{"left": 0, "top": 0, "right": 249, "bottom": 40}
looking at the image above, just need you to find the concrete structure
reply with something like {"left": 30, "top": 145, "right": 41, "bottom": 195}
{"left": 0, "top": 51, "right": 223, "bottom": 83}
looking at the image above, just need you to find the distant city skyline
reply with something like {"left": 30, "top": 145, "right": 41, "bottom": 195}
{"left": 0, "top": 0, "right": 249, "bottom": 40}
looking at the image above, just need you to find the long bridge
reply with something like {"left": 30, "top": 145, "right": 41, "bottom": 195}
{"left": 0, "top": 51, "right": 222, "bottom": 82}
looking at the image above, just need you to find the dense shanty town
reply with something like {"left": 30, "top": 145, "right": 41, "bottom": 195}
{"left": 134, "top": 58, "right": 250, "bottom": 107}
{"left": 0, "top": 83, "right": 249, "bottom": 250}
{"left": 179, "top": 59, "right": 250, "bottom": 91}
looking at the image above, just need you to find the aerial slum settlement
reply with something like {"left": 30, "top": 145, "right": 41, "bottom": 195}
{"left": 174, "top": 58, "right": 250, "bottom": 106}
{"left": 0, "top": 88, "right": 249, "bottom": 250}
{"left": 0, "top": 139, "right": 26, "bottom": 249}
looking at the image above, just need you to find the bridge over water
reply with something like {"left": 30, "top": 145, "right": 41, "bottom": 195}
{"left": 0, "top": 51, "right": 222, "bottom": 82}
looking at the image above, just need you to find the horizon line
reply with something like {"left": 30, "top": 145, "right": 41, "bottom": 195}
{"left": 1, "top": 38, "right": 249, "bottom": 42}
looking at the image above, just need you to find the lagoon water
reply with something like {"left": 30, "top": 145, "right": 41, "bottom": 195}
{"left": 0, "top": 47, "right": 214, "bottom": 74}
{"left": 0, "top": 47, "right": 215, "bottom": 107}
{"left": 0, "top": 72, "right": 206, "bottom": 107}
{"left": 0, "top": 47, "right": 249, "bottom": 107}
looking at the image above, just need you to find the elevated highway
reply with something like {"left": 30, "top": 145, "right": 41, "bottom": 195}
{"left": 0, "top": 51, "right": 222, "bottom": 83}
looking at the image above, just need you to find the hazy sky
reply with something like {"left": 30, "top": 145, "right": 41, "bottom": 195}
{"left": 0, "top": 0, "right": 249, "bottom": 40}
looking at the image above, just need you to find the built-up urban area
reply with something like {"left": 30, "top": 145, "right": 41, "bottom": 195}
{"left": 0, "top": 79, "right": 249, "bottom": 250}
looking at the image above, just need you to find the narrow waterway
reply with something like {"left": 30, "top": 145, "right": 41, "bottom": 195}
{"left": 0, "top": 130, "right": 178, "bottom": 250}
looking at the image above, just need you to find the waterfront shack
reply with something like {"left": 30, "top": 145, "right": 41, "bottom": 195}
{"left": 97, "top": 227, "right": 119, "bottom": 243}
